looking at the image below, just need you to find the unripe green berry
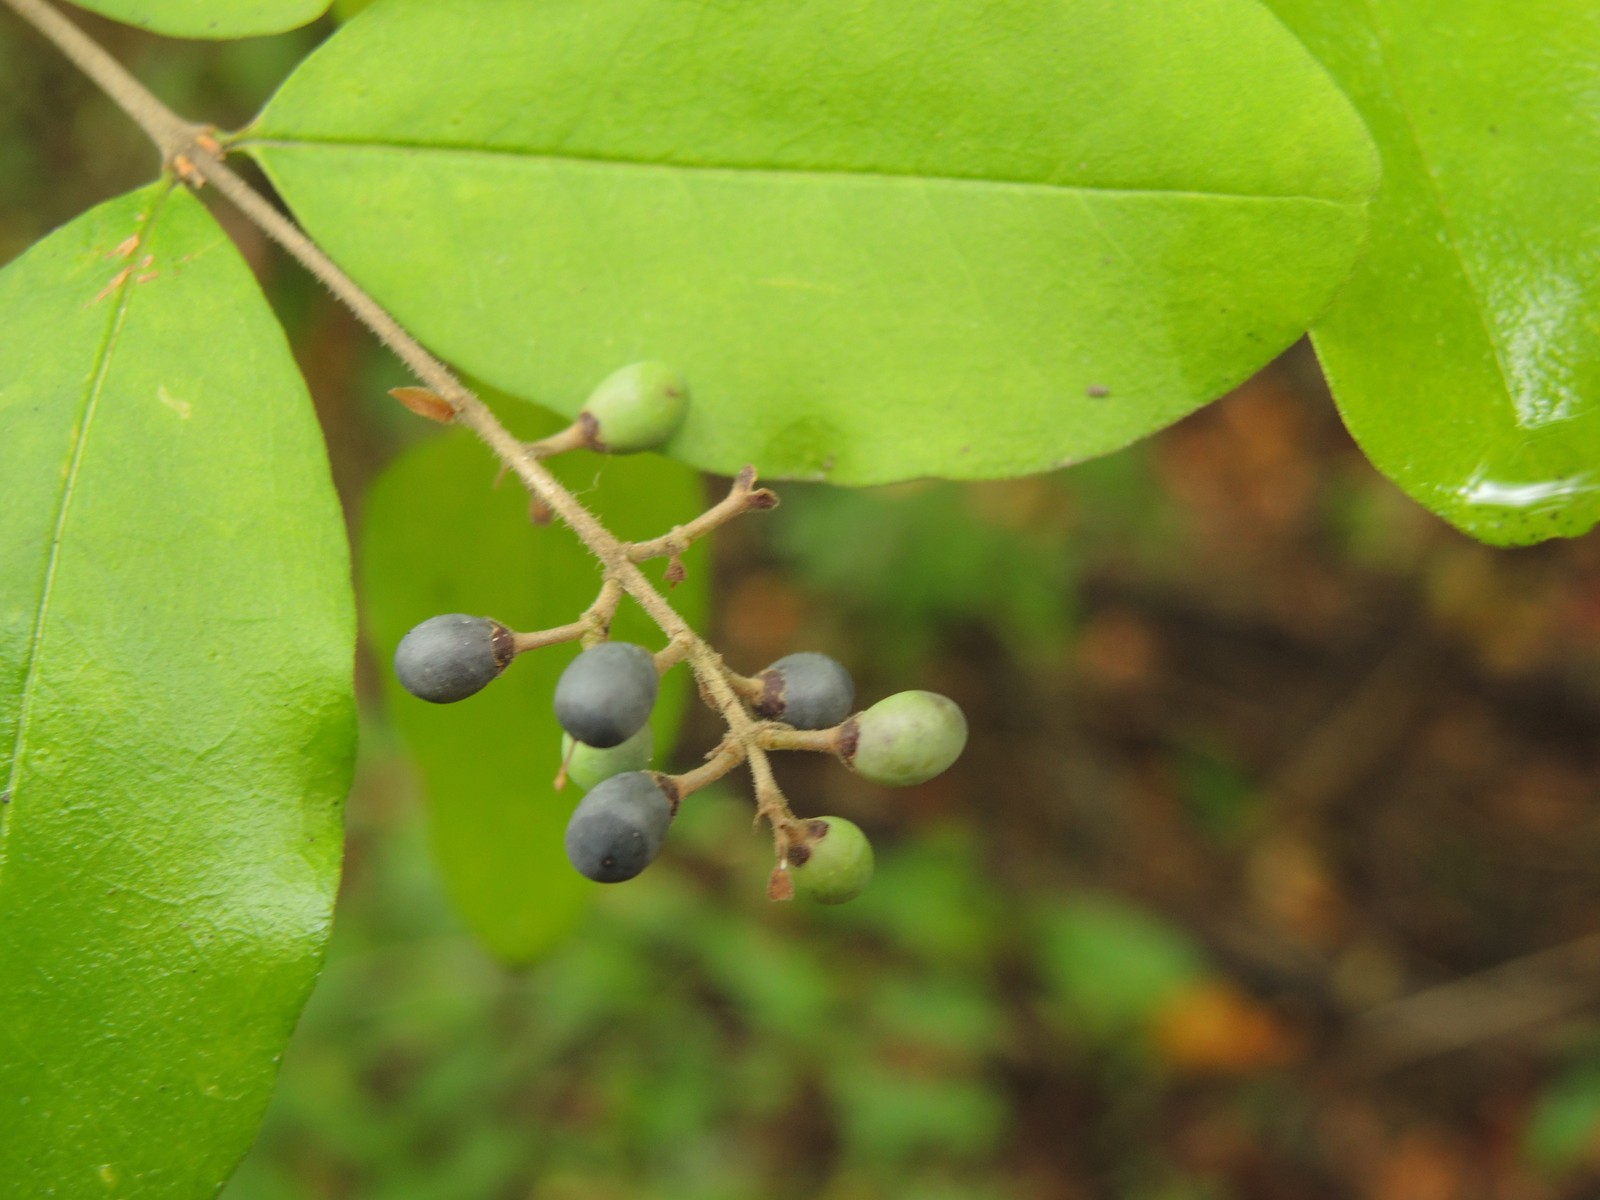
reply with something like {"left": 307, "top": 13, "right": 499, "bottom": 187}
{"left": 561, "top": 724, "right": 654, "bottom": 791}
{"left": 581, "top": 361, "right": 689, "bottom": 453}
{"left": 790, "top": 817, "right": 873, "bottom": 904}
{"left": 843, "top": 690, "right": 967, "bottom": 786}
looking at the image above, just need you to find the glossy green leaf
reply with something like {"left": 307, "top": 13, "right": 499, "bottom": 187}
{"left": 0, "top": 184, "right": 355, "bottom": 1194}
{"left": 359, "top": 429, "right": 709, "bottom": 962}
{"left": 66, "top": 0, "right": 330, "bottom": 38}
{"left": 245, "top": 0, "right": 1378, "bottom": 484}
{"left": 1263, "top": 0, "right": 1600, "bottom": 545}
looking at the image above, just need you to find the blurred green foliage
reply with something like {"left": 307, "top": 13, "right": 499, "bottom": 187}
{"left": 1527, "top": 1058, "right": 1600, "bottom": 1175}
{"left": 226, "top": 736, "right": 1038, "bottom": 1200}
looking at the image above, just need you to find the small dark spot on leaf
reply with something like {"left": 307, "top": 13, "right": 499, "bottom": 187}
{"left": 1086, "top": 385, "right": 1110, "bottom": 398}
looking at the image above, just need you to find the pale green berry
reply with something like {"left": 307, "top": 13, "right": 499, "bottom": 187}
{"left": 561, "top": 724, "right": 654, "bottom": 791}
{"left": 581, "top": 362, "right": 689, "bottom": 453}
{"left": 843, "top": 690, "right": 967, "bottom": 786}
{"left": 790, "top": 817, "right": 873, "bottom": 904}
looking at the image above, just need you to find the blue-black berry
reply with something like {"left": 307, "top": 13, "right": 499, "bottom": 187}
{"left": 553, "top": 641, "right": 660, "bottom": 748}
{"left": 564, "top": 770, "right": 677, "bottom": 882}
{"left": 393, "top": 614, "right": 514, "bottom": 703}
{"left": 754, "top": 651, "right": 855, "bottom": 730}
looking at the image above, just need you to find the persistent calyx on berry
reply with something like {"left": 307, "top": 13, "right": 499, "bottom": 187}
{"left": 790, "top": 816, "right": 874, "bottom": 904}
{"left": 394, "top": 613, "right": 514, "bottom": 703}
{"left": 755, "top": 651, "right": 855, "bottom": 730}
{"left": 841, "top": 690, "right": 967, "bottom": 787}
{"left": 565, "top": 770, "right": 677, "bottom": 882}
{"left": 554, "top": 641, "right": 660, "bottom": 749}
{"left": 561, "top": 724, "right": 654, "bottom": 791}
{"left": 581, "top": 361, "right": 689, "bottom": 453}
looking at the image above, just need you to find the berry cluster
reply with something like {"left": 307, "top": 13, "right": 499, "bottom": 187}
{"left": 390, "top": 364, "right": 967, "bottom": 904}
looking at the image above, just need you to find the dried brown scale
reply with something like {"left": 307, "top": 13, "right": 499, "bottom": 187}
{"left": 837, "top": 718, "right": 860, "bottom": 763}
{"left": 766, "top": 868, "right": 794, "bottom": 902}
{"left": 651, "top": 772, "right": 682, "bottom": 816}
{"left": 489, "top": 622, "right": 516, "bottom": 670}
{"left": 755, "top": 671, "right": 787, "bottom": 720}
{"left": 388, "top": 386, "right": 455, "bottom": 424}
{"left": 575, "top": 411, "right": 603, "bottom": 451}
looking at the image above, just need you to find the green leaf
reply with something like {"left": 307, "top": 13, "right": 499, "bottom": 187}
{"left": 359, "top": 429, "right": 709, "bottom": 962}
{"left": 245, "top": 0, "right": 1377, "bottom": 484}
{"left": 0, "top": 184, "right": 355, "bottom": 1194}
{"left": 1263, "top": 0, "right": 1600, "bottom": 545}
{"left": 66, "top": 0, "right": 330, "bottom": 38}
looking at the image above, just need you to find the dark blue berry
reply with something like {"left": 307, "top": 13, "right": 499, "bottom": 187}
{"left": 564, "top": 771, "right": 676, "bottom": 882}
{"left": 394, "top": 614, "right": 513, "bottom": 703}
{"left": 553, "top": 641, "right": 659, "bottom": 748}
{"left": 755, "top": 652, "right": 855, "bottom": 729}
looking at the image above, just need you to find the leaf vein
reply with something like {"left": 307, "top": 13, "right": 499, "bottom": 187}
{"left": 0, "top": 184, "right": 176, "bottom": 892}
{"left": 243, "top": 137, "right": 1366, "bottom": 207}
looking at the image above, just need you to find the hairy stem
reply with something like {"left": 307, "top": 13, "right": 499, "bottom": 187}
{"left": 627, "top": 465, "right": 779, "bottom": 561}
{"left": 509, "top": 622, "right": 589, "bottom": 657}
{"left": 758, "top": 726, "right": 843, "bottom": 755}
{"left": 668, "top": 740, "right": 746, "bottom": 799}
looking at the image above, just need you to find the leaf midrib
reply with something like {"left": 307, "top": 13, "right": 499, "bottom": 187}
{"left": 0, "top": 186, "right": 173, "bottom": 892}
{"left": 241, "top": 136, "right": 1368, "bottom": 208}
